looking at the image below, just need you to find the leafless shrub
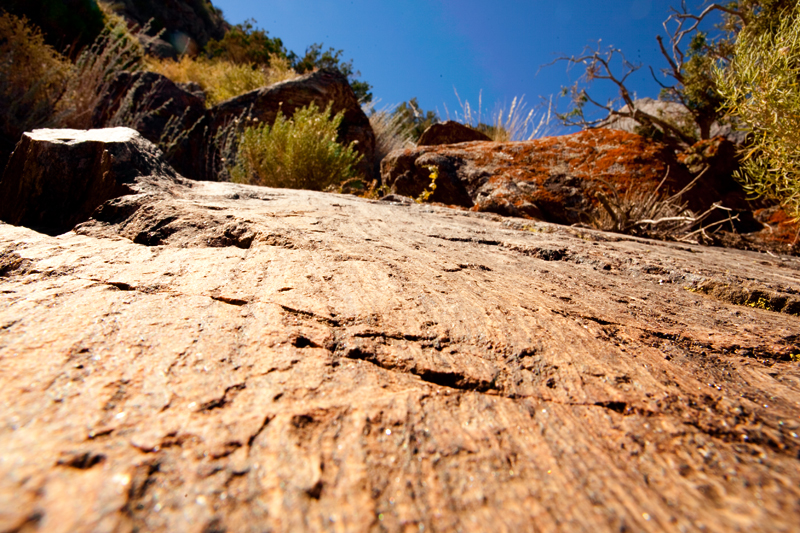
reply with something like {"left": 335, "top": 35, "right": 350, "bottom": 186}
{"left": 582, "top": 166, "right": 740, "bottom": 242}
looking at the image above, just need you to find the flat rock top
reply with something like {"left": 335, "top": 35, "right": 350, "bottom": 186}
{"left": 27, "top": 127, "right": 141, "bottom": 144}
{"left": 1, "top": 183, "right": 799, "bottom": 532}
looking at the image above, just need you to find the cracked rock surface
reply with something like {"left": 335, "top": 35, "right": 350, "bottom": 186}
{"left": 1, "top": 179, "right": 800, "bottom": 532}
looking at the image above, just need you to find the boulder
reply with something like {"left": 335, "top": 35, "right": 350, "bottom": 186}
{"left": 1, "top": 140, "right": 800, "bottom": 531}
{"left": 599, "top": 97, "right": 749, "bottom": 145}
{"left": 173, "top": 69, "right": 376, "bottom": 182}
{"left": 91, "top": 71, "right": 207, "bottom": 155}
{"left": 0, "top": 128, "right": 186, "bottom": 235}
{"left": 109, "top": 0, "right": 229, "bottom": 58}
{"left": 417, "top": 120, "right": 491, "bottom": 146}
{"left": 382, "top": 128, "right": 701, "bottom": 224}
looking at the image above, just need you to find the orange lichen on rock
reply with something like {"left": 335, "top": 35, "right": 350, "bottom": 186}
{"left": 382, "top": 128, "right": 693, "bottom": 225}
{"left": 752, "top": 206, "right": 800, "bottom": 248}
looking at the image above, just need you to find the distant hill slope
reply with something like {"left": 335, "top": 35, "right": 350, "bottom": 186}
{"left": 2, "top": 0, "right": 229, "bottom": 57}
{"left": 109, "top": 0, "right": 229, "bottom": 57}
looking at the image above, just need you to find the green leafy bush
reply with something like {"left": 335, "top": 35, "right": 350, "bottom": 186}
{"left": 291, "top": 43, "right": 372, "bottom": 102}
{"left": 716, "top": 7, "right": 800, "bottom": 217}
{"left": 205, "top": 19, "right": 289, "bottom": 65}
{"left": 230, "top": 102, "right": 363, "bottom": 191}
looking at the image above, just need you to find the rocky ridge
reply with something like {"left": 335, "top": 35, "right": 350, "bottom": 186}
{"left": 91, "top": 69, "right": 376, "bottom": 184}
{"left": 0, "top": 129, "right": 799, "bottom": 532}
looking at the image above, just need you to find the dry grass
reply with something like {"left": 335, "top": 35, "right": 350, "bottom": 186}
{"left": 364, "top": 101, "right": 415, "bottom": 177}
{"left": 54, "top": 21, "right": 145, "bottom": 129}
{"left": 446, "top": 90, "right": 558, "bottom": 141}
{"left": 145, "top": 54, "right": 299, "bottom": 107}
{"left": 582, "top": 167, "right": 740, "bottom": 242}
{"left": 0, "top": 11, "right": 70, "bottom": 143}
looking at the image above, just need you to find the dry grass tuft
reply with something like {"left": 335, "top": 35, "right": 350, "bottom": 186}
{"left": 55, "top": 21, "right": 146, "bottom": 129}
{"left": 145, "top": 54, "right": 299, "bottom": 107}
{"left": 582, "top": 167, "right": 740, "bottom": 242}
{"left": 364, "top": 101, "right": 416, "bottom": 177}
{"left": 0, "top": 11, "right": 70, "bottom": 144}
{"left": 447, "top": 90, "right": 558, "bottom": 141}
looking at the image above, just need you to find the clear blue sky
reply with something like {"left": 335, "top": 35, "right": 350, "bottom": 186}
{"left": 210, "top": 0, "right": 720, "bottom": 126}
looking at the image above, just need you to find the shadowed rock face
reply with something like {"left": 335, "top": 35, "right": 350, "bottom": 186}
{"left": 110, "top": 0, "right": 229, "bottom": 58}
{"left": 0, "top": 128, "right": 186, "bottom": 235}
{"left": 1, "top": 130, "right": 800, "bottom": 532}
{"left": 91, "top": 72, "right": 207, "bottom": 148}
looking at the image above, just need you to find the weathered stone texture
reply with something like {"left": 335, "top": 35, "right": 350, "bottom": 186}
{"left": 1, "top": 167, "right": 800, "bottom": 531}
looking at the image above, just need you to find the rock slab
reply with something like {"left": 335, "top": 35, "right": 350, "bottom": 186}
{"left": 1, "top": 135, "right": 800, "bottom": 531}
{"left": 0, "top": 128, "right": 184, "bottom": 235}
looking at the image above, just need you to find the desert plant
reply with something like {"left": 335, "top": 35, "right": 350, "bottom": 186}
{"left": 205, "top": 19, "right": 289, "bottom": 65}
{"left": 145, "top": 54, "right": 298, "bottom": 107}
{"left": 447, "top": 89, "right": 557, "bottom": 141}
{"left": 0, "top": 11, "right": 70, "bottom": 148}
{"left": 55, "top": 20, "right": 145, "bottom": 129}
{"left": 416, "top": 165, "right": 439, "bottom": 203}
{"left": 206, "top": 20, "right": 372, "bottom": 102}
{"left": 583, "top": 167, "right": 739, "bottom": 242}
{"left": 388, "top": 98, "right": 438, "bottom": 142}
{"left": 364, "top": 101, "right": 416, "bottom": 177}
{"left": 230, "top": 101, "right": 363, "bottom": 191}
{"left": 291, "top": 43, "right": 372, "bottom": 103}
{"left": 716, "top": 6, "right": 800, "bottom": 218}
{"left": 554, "top": 1, "right": 795, "bottom": 148}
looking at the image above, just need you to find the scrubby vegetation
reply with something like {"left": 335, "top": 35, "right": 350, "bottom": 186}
{"left": 57, "top": 21, "right": 146, "bottom": 129}
{"left": 145, "top": 54, "right": 297, "bottom": 107}
{"left": 201, "top": 19, "right": 372, "bottom": 102}
{"left": 447, "top": 90, "right": 557, "bottom": 142}
{"left": 0, "top": 11, "right": 70, "bottom": 152}
{"left": 364, "top": 102, "right": 415, "bottom": 178}
{"left": 716, "top": 4, "right": 800, "bottom": 218}
{"left": 556, "top": 0, "right": 795, "bottom": 148}
{"left": 230, "top": 102, "right": 362, "bottom": 190}
{"left": 2, "top": 0, "right": 106, "bottom": 53}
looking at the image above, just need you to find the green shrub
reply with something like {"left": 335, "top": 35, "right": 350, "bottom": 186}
{"left": 230, "top": 102, "right": 363, "bottom": 190}
{"left": 205, "top": 19, "right": 289, "bottom": 66}
{"left": 716, "top": 7, "right": 800, "bottom": 218}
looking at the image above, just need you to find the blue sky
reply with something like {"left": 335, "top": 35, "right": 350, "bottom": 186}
{"left": 210, "top": 1, "right": 719, "bottom": 127}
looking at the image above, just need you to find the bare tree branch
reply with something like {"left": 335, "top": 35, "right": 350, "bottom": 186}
{"left": 552, "top": 45, "right": 697, "bottom": 147}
